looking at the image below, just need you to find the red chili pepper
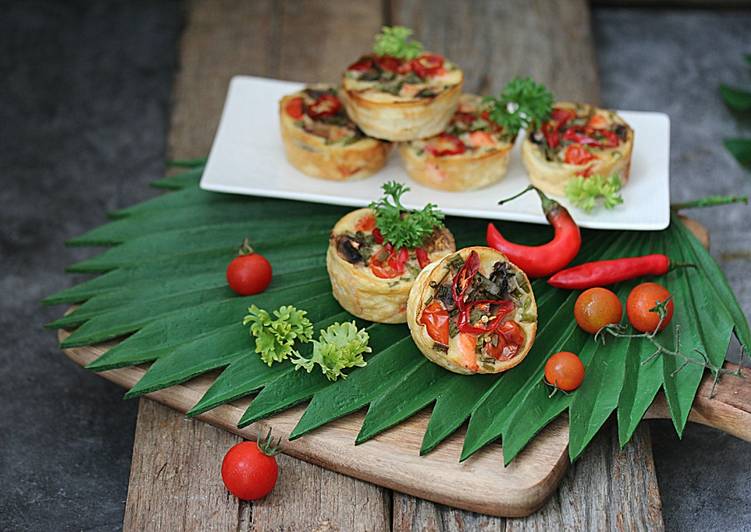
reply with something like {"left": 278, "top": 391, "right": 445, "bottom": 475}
{"left": 563, "top": 127, "right": 600, "bottom": 147}
{"left": 415, "top": 247, "right": 430, "bottom": 269}
{"left": 487, "top": 186, "right": 581, "bottom": 278}
{"left": 551, "top": 107, "right": 576, "bottom": 127}
{"left": 598, "top": 129, "right": 620, "bottom": 148}
{"left": 547, "top": 254, "right": 689, "bottom": 290}
{"left": 451, "top": 250, "right": 481, "bottom": 308}
{"left": 372, "top": 227, "right": 384, "bottom": 244}
{"left": 370, "top": 243, "right": 408, "bottom": 279}
{"left": 542, "top": 121, "right": 560, "bottom": 149}
{"left": 426, "top": 134, "right": 466, "bottom": 157}
{"left": 307, "top": 94, "right": 341, "bottom": 119}
{"left": 457, "top": 300, "right": 514, "bottom": 334}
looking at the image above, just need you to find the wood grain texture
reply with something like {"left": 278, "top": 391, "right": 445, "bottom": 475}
{"left": 134, "top": 0, "right": 392, "bottom": 530}
{"left": 389, "top": 0, "right": 600, "bottom": 103}
{"left": 63, "top": 338, "right": 571, "bottom": 518}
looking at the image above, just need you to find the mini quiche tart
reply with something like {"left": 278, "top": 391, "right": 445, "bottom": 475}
{"left": 340, "top": 53, "right": 463, "bottom": 141}
{"left": 407, "top": 247, "right": 537, "bottom": 375}
{"left": 279, "top": 85, "right": 391, "bottom": 181}
{"left": 399, "top": 94, "right": 515, "bottom": 191}
{"left": 327, "top": 208, "right": 456, "bottom": 324}
{"left": 521, "top": 102, "right": 634, "bottom": 196}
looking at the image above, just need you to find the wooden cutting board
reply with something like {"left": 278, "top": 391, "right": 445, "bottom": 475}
{"left": 59, "top": 323, "right": 751, "bottom": 517}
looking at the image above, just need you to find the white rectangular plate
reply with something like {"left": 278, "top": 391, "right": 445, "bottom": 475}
{"left": 201, "top": 76, "right": 671, "bottom": 230}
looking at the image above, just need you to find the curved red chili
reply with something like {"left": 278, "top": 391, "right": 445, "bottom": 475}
{"left": 457, "top": 300, "right": 514, "bottom": 334}
{"left": 547, "top": 254, "right": 684, "bottom": 290}
{"left": 487, "top": 186, "right": 581, "bottom": 278}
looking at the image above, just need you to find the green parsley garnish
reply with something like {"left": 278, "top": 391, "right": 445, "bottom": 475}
{"left": 485, "top": 77, "right": 554, "bottom": 136}
{"left": 373, "top": 26, "right": 423, "bottom": 60}
{"left": 369, "top": 181, "right": 444, "bottom": 249}
{"left": 243, "top": 305, "right": 314, "bottom": 366}
{"left": 292, "top": 321, "right": 371, "bottom": 381}
{"left": 565, "top": 174, "right": 624, "bottom": 213}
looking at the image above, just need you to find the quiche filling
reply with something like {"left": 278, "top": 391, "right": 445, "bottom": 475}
{"left": 334, "top": 212, "right": 454, "bottom": 284}
{"left": 420, "top": 250, "right": 535, "bottom": 372}
{"left": 405, "top": 95, "right": 514, "bottom": 157}
{"left": 527, "top": 104, "right": 630, "bottom": 176}
{"left": 283, "top": 87, "right": 366, "bottom": 146}
{"left": 343, "top": 53, "right": 462, "bottom": 101}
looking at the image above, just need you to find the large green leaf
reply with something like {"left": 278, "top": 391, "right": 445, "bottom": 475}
{"left": 50, "top": 169, "right": 750, "bottom": 465}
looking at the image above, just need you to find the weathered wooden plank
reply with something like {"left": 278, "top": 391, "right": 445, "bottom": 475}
{"left": 126, "top": 1, "right": 390, "bottom": 530}
{"left": 389, "top": 0, "right": 660, "bottom": 529}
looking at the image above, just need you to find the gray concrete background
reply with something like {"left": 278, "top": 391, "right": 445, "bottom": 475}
{"left": 0, "top": 2, "right": 749, "bottom": 531}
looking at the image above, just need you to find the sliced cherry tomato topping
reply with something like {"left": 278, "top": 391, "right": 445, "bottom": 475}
{"left": 307, "top": 94, "right": 341, "bottom": 119}
{"left": 483, "top": 321, "right": 524, "bottom": 361}
{"left": 347, "top": 57, "right": 374, "bottom": 72}
{"left": 419, "top": 300, "right": 450, "bottom": 345}
{"left": 586, "top": 114, "right": 609, "bottom": 129}
{"left": 563, "top": 127, "right": 600, "bottom": 146}
{"left": 284, "top": 97, "right": 305, "bottom": 120}
{"left": 372, "top": 227, "right": 384, "bottom": 244}
{"left": 415, "top": 247, "right": 430, "bottom": 269}
{"left": 453, "top": 111, "right": 476, "bottom": 125}
{"left": 426, "top": 134, "right": 466, "bottom": 157}
{"left": 597, "top": 129, "right": 620, "bottom": 148}
{"left": 551, "top": 107, "right": 577, "bottom": 127}
{"left": 370, "top": 244, "right": 407, "bottom": 279}
{"left": 542, "top": 121, "right": 560, "bottom": 149}
{"left": 410, "top": 53, "right": 444, "bottom": 78}
{"left": 564, "top": 143, "right": 596, "bottom": 165}
{"left": 376, "top": 55, "right": 403, "bottom": 73}
{"left": 355, "top": 214, "right": 377, "bottom": 232}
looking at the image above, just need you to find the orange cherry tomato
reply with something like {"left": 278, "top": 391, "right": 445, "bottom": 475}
{"left": 544, "top": 351, "right": 585, "bottom": 392}
{"left": 284, "top": 97, "right": 304, "bottom": 120}
{"left": 420, "top": 300, "right": 450, "bottom": 345}
{"left": 467, "top": 131, "right": 495, "bottom": 147}
{"left": 564, "top": 143, "right": 596, "bottom": 165}
{"left": 457, "top": 332, "right": 479, "bottom": 372}
{"left": 626, "top": 282, "right": 674, "bottom": 333}
{"left": 574, "top": 287, "right": 623, "bottom": 335}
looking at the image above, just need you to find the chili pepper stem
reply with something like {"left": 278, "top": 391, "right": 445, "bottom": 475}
{"left": 668, "top": 262, "right": 697, "bottom": 272}
{"left": 498, "top": 185, "right": 558, "bottom": 215}
{"left": 498, "top": 185, "right": 535, "bottom": 206}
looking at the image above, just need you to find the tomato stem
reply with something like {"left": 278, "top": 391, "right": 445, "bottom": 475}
{"left": 238, "top": 237, "right": 255, "bottom": 256}
{"left": 257, "top": 428, "right": 282, "bottom": 456}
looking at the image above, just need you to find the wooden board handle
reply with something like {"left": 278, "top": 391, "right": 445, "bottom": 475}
{"left": 645, "top": 363, "right": 751, "bottom": 441}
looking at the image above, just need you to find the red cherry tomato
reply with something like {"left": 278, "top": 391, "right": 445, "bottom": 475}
{"left": 551, "top": 107, "right": 577, "bottom": 127}
{"left": 226, "top": 251, "right": 273, "bottom": 296}
{"left": 284, "top": 97, "right": 304, "bottom": 120}
{"left": 410, "top": 53, "right": 444, "bottom": 78}
{"left": 307, "top": 94, "right": 341, "bottom": 119}
{"left": 426, "top": 134, "right": 466, "bottom": 157}
{"left": 221, "top": 441, "right": 278, "bottom": 501}
{"left": 564, "top": 143, "right": 596, "bottom": 165}
{"left": 544, "top": 351, "right": 585, "bottom": 392}
{"left": 574, "top": 287, "right": 623, "bottom": 335}
{"left": 420, "top": 300, "right": 450, "bottom": 345}
{"left": 484, "top": 320, "right": 525, "bottom": 360}
{"left": 627, "top": 282, "right": 674, "bottom": 333}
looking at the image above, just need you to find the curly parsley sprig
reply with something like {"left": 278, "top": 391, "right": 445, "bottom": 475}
{"left": 292, "top": 322, "right": 371, "bottom": 381}
{"left": 369, "top": 181, "right": 444, "bottom": 249}
{"left": 485, "top": 77, "right": 554, "bottom": 136}
{"left": 373, "top": 26, "right": 423, "bottom": 60}
{"left": 565, "top": 174, "right": 624, "bottom": 213}
{"left": 243, "top": 305, "right": 313, "bottom": 366}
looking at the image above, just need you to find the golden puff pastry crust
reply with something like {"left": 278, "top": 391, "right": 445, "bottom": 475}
{"left": 522, "top": 102, "right": 634, "bottom": 196}
{"left": 326, "top": 208, "right": 455, "bottom": 324}
{"left": 407, "top": 246, "right": 537, "bottom": 375}
{"left": 279, "top": 86, "right": 391, "bottom": 181}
